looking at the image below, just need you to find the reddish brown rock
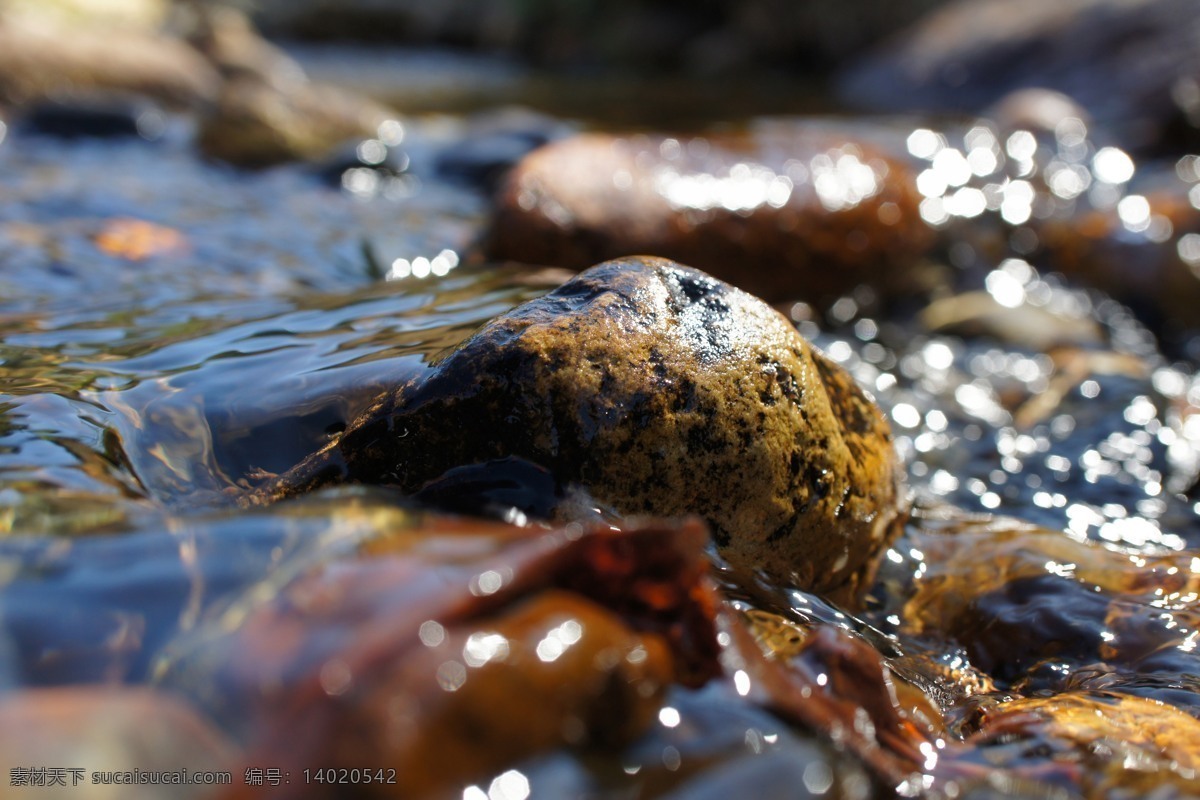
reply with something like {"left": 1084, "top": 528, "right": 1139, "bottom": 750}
{"left": 173, "top": 515, "right": 720, "bottom": 799}
{"left": 484, "top": 127, "right": 934, "bottom": 306}
{"left": 734, "top": 609, "right": 946, "bottom": 787}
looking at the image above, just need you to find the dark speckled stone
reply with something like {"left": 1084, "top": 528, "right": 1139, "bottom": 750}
{"left": 255, "top": 257, "right": 905, "bottom": 602}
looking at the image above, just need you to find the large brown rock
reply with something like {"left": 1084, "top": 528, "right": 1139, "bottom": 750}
{"left": 163, "top": 515, "right": 720, "bottom": 799}
{"left": 258, "top": 257, "right": 905, "bottom": 601}
{"left": 484, "top": 127, "right": 934, "bottom": 306}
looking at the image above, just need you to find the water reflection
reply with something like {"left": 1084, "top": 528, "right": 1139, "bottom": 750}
{"left": 3, "top": 77, "right": 1200, "bottom": 796}
{"left": 644, "top": 137, "right": 884, "bottom": 216}
{"left": 806, "top": 253, "right": 1197, "bottom": 549}
{"left": 387, "top": 248, "right": 461, "bottom": 280}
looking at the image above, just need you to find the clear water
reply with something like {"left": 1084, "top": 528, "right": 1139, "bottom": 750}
{"left": 2, "top": 68, "right": 1200, "bottom": 797}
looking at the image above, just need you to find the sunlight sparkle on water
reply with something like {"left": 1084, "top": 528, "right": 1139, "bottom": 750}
{"left": 388, "top": 249, "right": 460, "bottom": 280}
{"left": 813, "top": 151, "right": 880, "bottom": 212}
{"left": 803, "top": 762, "right": 834, "bottom": 795}
{"left": 463, "top": 632, "right": 510, "bottom": 667}
{"left": 1093, "top": 147, "right": 1135, "bottom": 184}
{"left": 1117, "top": 195, "right": 1151, "bottom": 232}
{"left": 906, "top": 128, "right": 943, "bottom": 160}
{"left": 377, "top": 118, "right": 405, "bottom": 146}
{"left": 470, "top": 569, "right": 505, "bottom": 596}
{"left": 535, "top": 619, "right": 583, "bottom": 662}
{"left": 1006, "top": 130, "right": 1038, "bottom": 163}
{"left": 419, "top": 620, "right": 446, "bottom": 646}
{"left": 487, "top": 770, "right": 530, "bottom": 800}
{"left": 1177, "top": 233, "right": 1200, "bottom": 269}
{"left": 984, "top": 269, "right": 1026, "bottom": 308}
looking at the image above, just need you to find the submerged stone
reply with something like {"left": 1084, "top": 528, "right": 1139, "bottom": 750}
{"left": 967, "top": 692, "right": 1200, "bottom": 796}
{"left": 484, "top": 126, "right": 934, "bottom": 306}
{"left": 259, "top": 257, "right": 905, "bottom": 601}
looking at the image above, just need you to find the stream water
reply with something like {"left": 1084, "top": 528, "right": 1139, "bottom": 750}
{"left": 2, "top": 46, "right": 1200, "bottom": 799}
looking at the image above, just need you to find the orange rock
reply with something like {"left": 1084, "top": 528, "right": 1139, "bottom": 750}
{"left": 93, "top": 218, "right": 187, "bottom": 261}
{"left": 900, "top": 516, "right": 1200, "bottom": 686}
{"left": 306, "top": 591, "right": 673, "bottom": 798}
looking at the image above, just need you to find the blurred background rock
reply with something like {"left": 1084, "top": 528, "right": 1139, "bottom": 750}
{"left": 5, "top": 0, "right": 1200, "bottom": 157}
{"left": 245, "top": 0, "right": 950, "bottom": 75}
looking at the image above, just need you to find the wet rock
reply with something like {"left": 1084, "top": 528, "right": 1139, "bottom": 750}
{"left": 484, "top": 126, "right": 934, "bottom": 307}
{"left": 900, "top": 518, "right": 1200, "bottom": 691}
{"left": 840, "top": 0, "right": 1200, "bottom": 150}
{"left": 190, "top": 5, "right": 396, "bottom": 168}
{"left": 0, "top": 686, "right": 236, "bottom": 800}
{"left": 743, "top": 610, "right": 949, "bottom": 742}
{"left": 919, "top": 291, "right": 1104, "bottom": 352}
{"left": 197, "top": 74, "right": 394, "bottom": 168}
{"left": 967, "top": 692, "right": 1200, "bottom": 796}
{"left": 0, "top": 0, "right": 167, "bottom": 32}
{"left": 186, "top": 5, "right": 306, "bottom": 89}
{"left": 1035, "top": 179, "right": 1200, "bottom": 332}
{"left": 721, "top": 607, "right": 931, "bottom": 788}
{"left": 265, "top": 592, "right": 672, "bottom": 799}
{"left": 623, "top": 691, "right": 875, "bottom": 800}
{"left": 259, "top": 257, "right": 905, "bottom": 602}
{"left": 161, "top": 516, "right": 719, "bottom": 798}
{"left": 1062, "top": 668, "right": 1200, "bottom": 718}
{"left": 1009, "top": 347, "right": 1150, "bottom": 430}
{"left": 409, "top": 455, "right": 565, "bottom": 520}
{"left": 0, "top": 13, "right": 219, "bottom": 110}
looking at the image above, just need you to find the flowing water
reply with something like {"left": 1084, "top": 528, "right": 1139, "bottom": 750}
{"left": 3, "top": 49, "right": 1200, "bottom": 798}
